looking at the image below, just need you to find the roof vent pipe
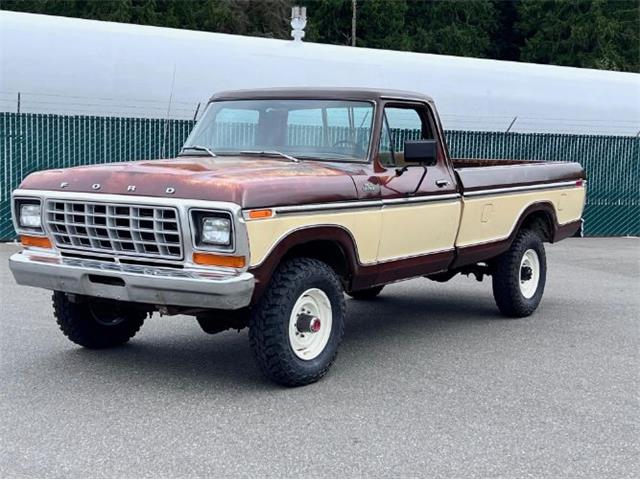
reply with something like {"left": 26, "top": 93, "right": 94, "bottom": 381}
{"left": 291, "top": 6, "right": 307, "bottom": 42}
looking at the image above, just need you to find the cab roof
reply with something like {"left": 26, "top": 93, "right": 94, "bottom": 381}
{"left": 210, "top": 87, "right": 434, "bottom": 104}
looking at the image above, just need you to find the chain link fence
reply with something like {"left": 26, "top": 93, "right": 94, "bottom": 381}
{"left": 2, "top": 112, "right": 638, "bottom": 239}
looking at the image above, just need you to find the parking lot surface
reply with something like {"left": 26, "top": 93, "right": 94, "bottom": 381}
{"left": 0, "top": 238, "right": 638, "bottom": 478}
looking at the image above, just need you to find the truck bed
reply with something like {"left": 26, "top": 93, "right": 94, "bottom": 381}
{"left": 452, "top": 158, "right": 585, "bottom": 193}
{"left": 450, "top": 157, "right": 586, "bottom": 265}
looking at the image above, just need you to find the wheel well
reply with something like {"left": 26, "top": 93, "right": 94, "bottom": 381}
{"left": 284, "top": 240, "right": 351, "bottom": 284}
{"left": 520, "top": 210, "right": 554, "bottom": 242}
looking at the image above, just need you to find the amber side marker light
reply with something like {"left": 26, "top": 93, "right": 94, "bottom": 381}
{"left": 248, "top": 209, "right": 273, "bottom": 219}
{"left": 193, "top": 252, "right": 246, "bottom": 268}
{"left": 20, "top": 235, "right": 53, "bottom": 249}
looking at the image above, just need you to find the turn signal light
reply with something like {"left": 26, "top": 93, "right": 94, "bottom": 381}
{"left": 576, "top": 179, "right": 584, "bottom": 187}
{"left": 193, "top": 252, "right": 246, "bottom": 268}
{"left": 20, "top": 235, "right": 53, "bottom": 249}
{"left": 248, "top": 209, "right": 273, "bottom": 219}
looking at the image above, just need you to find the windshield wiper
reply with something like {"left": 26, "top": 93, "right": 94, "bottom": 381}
{"left": 240, "top": 150, "right": 300, "bottom": 163}
{"left": 180, "top": 145, "right": 217, "bottom": 157}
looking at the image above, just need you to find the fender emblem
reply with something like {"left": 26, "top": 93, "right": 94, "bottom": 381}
{"left": 92, "top": 183, "right": 101, "bottom": 190}
{"left": 60, "top": 182, "right": 69, "bottom": 188}
{"left": 362, "top": 181, "right": 379, "bottom": 193}
{"left": 165, "top": 187, "right": 175, "bottom": 195}
{"left": 127, "top": 185, "right": 136, "bottom": 192}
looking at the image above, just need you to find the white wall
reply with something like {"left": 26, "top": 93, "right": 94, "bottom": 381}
{"left": 1, "top": 10, "right": 639, "bottom": 135}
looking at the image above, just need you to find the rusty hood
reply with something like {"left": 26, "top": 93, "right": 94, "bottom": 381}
{"left": 18, "top": 156, "right": 364, "bottom": 208}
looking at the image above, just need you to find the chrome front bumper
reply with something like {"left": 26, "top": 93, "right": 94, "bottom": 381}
{"left": 9, "top": 251, "right": 254, "bottom": 310}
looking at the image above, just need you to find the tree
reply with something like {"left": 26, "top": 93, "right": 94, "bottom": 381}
{"left": 357, "top": 0, "right": 409, "bottom": 50}
{"left": 516, "top": 0, "right": 640, "bottom": 72}
{"left": 490, "top": 0, "right": 522, "bottom": 61}
{"left": 300, "top": 0, "right": 352, "bottom": 45}
{"left": 405, "top": 0, "right": 498, "bottom": 58}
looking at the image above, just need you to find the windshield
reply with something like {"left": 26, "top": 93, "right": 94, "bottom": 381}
{"left": 182, "top": 99, "right": 375, "bottom": 162}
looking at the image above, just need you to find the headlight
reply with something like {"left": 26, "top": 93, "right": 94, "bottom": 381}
{"left": 191, "top": 210, "right": 234, "bottom": 249}
{"left": 201, "top": 217, "right": 231, "bottom": 245}
{"left": 18, "top": 201, "right": 42, "bottom": 229}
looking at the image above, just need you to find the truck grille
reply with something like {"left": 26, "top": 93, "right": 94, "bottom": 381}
{"left": 45, "top": 200, "right": 183, "bottom": 260}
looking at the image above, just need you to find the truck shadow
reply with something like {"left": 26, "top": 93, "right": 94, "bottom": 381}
{"left": 44, "top": 289, "right": 505, "bottom": 391}
{"left": 345, "top": 289, "right": 502, "bottom": 339}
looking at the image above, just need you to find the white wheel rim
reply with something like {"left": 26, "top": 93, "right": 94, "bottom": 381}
{"left": 288, "top": 288, "right": 333, "bottom": 360}
{"left": 519, "top": 249, "right": 540, "bottom": 299}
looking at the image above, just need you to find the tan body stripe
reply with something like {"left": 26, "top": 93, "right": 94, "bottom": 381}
{"left": 377, "top": 201, "right": 461, "bottom": 262}
{"left": 245, "top": 186, "right": 585, "bottom": 268}
{"left": 455, "top": 186, "right": 585, "bottom": 247}
{"left": 246, "top": 209, "right": 382, "bottom": 266}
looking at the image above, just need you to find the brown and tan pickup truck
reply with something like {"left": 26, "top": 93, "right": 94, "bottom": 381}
{"left": 10, "top": 88, "right": 586, "bottom": 386}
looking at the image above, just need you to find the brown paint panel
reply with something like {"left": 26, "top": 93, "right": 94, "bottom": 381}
{"left": 455, "top": 160, "right": 585, "bottom": 192}
{"left": 553, "top": 219, "right": 582, "bottom": 242}
{"left": 453, "top": 239, "right": 510, "bottom": 270}
{"left": 355, "top": 251, "right": 452, "bottom": 290}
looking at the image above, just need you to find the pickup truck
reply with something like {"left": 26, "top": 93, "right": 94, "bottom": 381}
{"left": 9, "top": 88, "right": 586, "bottom": 386}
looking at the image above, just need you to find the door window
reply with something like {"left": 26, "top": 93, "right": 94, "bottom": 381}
{"left": 378, "top": 106, "right": 433, "bottom": 168}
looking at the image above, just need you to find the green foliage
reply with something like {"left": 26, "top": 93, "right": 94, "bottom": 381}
{"left": 357, "top": 0, "right": 409, "bottom": 50}
{"left": 2, "top": 0, "right": 638, "bottom": 71}
{"left": 300, "top": 0, "right": 352, "bottom": 44}
{"left": 1, "top": 0, "right": 293, "bottom": 37}
{"left": 516, "top": 0, "right": 639, "bottom": 72}
{"left": 405, "top": 0, "right": 498, "bottom": 58}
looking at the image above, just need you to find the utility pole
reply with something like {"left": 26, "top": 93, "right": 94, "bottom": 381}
{"left": 351, "top": 0, "right": 357, "bottom": 47}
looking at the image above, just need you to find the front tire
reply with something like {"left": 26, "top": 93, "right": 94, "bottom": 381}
{"left": 491, "top": 229, "right": 547, "bottom": 317}
{"left": 53, "top": 292, "right": 147, "bottom": 348}
{"left": 249, "top": 258, "right": 346, "bottom": 387}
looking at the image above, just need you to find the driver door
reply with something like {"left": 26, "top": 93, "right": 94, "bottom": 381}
{"left": 374, "top": 103, "right": 461, "bottom": 277}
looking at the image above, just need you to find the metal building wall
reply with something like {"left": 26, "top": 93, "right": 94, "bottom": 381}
{"left": 1, "top": 112, "right": 638, "bottom": 240}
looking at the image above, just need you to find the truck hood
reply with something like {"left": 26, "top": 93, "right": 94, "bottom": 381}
{"left": 18, "top": 156, "right": 363, "bottom": 208}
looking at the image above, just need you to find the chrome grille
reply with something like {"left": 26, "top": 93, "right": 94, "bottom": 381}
{"left": 45, "top": 200, "right": 183, "bottom": 260}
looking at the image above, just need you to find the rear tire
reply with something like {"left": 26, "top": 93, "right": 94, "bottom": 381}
{"left": 492, "top": 229, "right": 547, "bottom": 317}
{"left": 249, "top": 257, "right": 346, "bottom": 387}
{"left": 53, "top": 292, "right": 146, "bottom": 349}
{"left": 347, "top": 285, "right": 384, "bottom": 300}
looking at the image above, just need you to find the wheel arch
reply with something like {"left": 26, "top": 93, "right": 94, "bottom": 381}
{"left": 248, "top": 225, "right": 361, "bottom": 302}
{"left": 452, "top": 201, "right": 560, "bottom": 269}
{"left": 517, "top": 202, "right": 557, "bottom": 243}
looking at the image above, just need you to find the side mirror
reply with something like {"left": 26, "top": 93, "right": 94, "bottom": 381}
{"left": 404, "top": 140, "right": 437, "bottom": 166}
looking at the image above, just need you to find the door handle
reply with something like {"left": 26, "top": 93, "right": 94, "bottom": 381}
{"left": 435, "top": 179, "right": 450, "bottom": 188}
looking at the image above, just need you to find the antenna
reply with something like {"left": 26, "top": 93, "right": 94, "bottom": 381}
{"left": 193, "top": 102, "right": 201, "bottom": 122}
{"left": 161, "top": 65, "right": 177, "bottom": 158}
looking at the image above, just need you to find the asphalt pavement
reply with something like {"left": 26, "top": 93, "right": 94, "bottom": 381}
{"left": 1, "top": 238, "right": 638, "bottom": 478}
